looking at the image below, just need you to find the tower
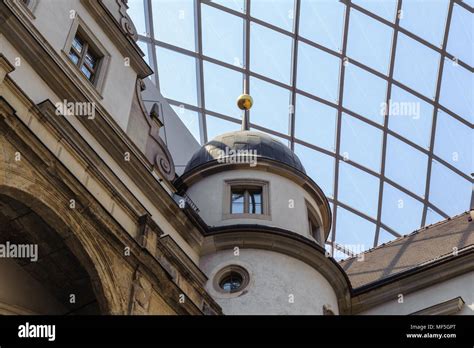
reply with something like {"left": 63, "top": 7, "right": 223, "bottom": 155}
{"left": 177, "top": 94, "right": 351, "bottom": 314}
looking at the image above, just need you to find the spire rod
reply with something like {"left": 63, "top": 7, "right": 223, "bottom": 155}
{"left": 236, "top": 80, "right": 253, "bottom": 131}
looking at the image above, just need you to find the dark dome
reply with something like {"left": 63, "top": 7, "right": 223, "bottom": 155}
{"left": 184, "top": 130, "right": 306, "bottom": 174}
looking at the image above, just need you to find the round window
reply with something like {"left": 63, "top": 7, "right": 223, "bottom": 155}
{"left": 214, "top": 265, "right": 250, "bottom": 294}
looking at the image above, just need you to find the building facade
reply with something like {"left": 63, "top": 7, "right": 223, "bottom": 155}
{"left": 0, "top": 0, "right": 472, "bottom": 316}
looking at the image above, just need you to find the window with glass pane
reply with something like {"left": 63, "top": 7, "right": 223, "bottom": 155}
{"left": 68, "top": 34, "right": 101, "bottom": 83}
{"left": 170, "top": 105, "right": 201, "bottom": 143}
{"left": 335, "top": 206, "right": 376, "bottom": 255}
{"left": 211, "top": 0, "right": 245, "bottom": 13}
{"left": 127, "top": 0, "right": 147, "bottom": 36}
{"left": 202, "top": 4, "right": 244, "bottom": 66}
{"left": 230, "top": 187, "right": 263, "bottom": 214}
{"left": 206, "top": 115, "right": 241, "bottom": 140}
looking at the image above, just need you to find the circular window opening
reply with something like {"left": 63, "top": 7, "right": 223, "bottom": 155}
{"left": 215, "top": 265, "right": 250, "bottom": 294}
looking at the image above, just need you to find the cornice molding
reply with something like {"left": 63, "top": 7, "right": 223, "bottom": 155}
{"left": 410, "top": 297, "right": 465, "bottom": 315}
{"left": 202, "top": 227, "right": 352, "bottom": 314}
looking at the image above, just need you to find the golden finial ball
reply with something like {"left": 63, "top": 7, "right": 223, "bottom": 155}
{"left": 237, "top": 94, "right": 253, "bottom": 110}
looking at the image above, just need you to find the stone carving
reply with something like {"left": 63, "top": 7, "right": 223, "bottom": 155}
{"left": 116, "top": 0, "right": 138, "bottom": 41}
{"left": 129, "top": 269, "right": 152, "bottom": 314}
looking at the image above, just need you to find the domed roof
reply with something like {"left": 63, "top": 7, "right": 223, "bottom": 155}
{"left": 184, "top": 130, "right": 306, "bottom": 174}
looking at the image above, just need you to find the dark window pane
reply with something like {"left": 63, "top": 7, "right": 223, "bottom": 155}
{"left": 248, "top": 190, "right": 262, "bottom": 214}
{"left": 72, "top": 36, "right": 83, "bottom": 53}
{"left": 220, "top": 272, "right": 243, "bottom": 292}
{"left": 84, "top": 51, "right": 98, "bottom": 69}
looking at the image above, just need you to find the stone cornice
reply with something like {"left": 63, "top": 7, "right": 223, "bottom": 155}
{"left": 202, "top": 226, "right": 352, "bottom": 314}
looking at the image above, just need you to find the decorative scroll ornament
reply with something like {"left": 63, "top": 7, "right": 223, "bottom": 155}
{"left": 116, "top": 0, "right": 138, "bottom": 41}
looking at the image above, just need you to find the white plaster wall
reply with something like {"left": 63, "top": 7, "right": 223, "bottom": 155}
{"left": 30, "top": 0, "right": 137, "bottom": 130}
{"left": 186, "top": 170, "right": 324, "bottom": 241}
{"left": 360, "top": 272, "right": 474, "bottom": 315}
{"left": 0, "top": 259, "right": 66, "bottom": 314}
{"left": 200, "top": 248, "right": 339, "bottom": 315}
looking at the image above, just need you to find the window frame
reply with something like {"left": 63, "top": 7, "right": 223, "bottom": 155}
{"left": 62, "top": 16, "right": 111, "bottom": 95}
{"left": 306, "top": 200, "right": 324, "bottom": 244}
{"left": 223, "top": 179, "right": 271, "bottom": 220}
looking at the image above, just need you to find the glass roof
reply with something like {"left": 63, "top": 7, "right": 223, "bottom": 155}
{"left": 129, "top": 0, "right": 473, "bottom": 259}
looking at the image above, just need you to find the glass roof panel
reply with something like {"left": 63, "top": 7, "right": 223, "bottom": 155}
{"left": 152, "top": 0, "right": 196, "bottom": 51}
{"left": 294, "top": 94, "right": 337, "bottom": 152}
{"left": 429, "top": 160, "right": 472, "bottom": 216}
{"left": 425, "top": 207, "right": 446, "bottom": 226}
{"left": 250, "top": 77, "right": 291, "bottom": 135}
{"left": 382, "top": 182, "right": 424, "bottom": 234}
{"left": 394, "top": 32, "right": 440, "bottom": 99}
{"left": 385, "top": 135, "right": 429, "bottom": 198}
{"left": 335, "top": 206, "right": 376, "bottom": 253}
{"left": 202, "top": 4, "right": 244, "bottom": 66}
{"left": 338, "top": 161, "right": 380, "bottom": 218}
{"left": 206, "top": 115, "right": 240, "bottom": 139}
{"left": 377, "top": 228, "right": 397, "bottom": 246}
{"left": 210, "top": 0, "right": 246, "bottom": 13}
{"left": 171, "top": 105, "right": 201, "bottom": 142}
{"left": 155, "top": 47, "right": 198, "bottom": 106}
{"left": 127, "top": 0, "right": 147, "bottom": 37}
{"left": 434, "top": 110, "right": 472, "bottom": 176}
{"left": 133, "top": 0, "right": 473, "bottom": 256}
{"left": 400, "top": 0, "right": 449, "bottom": 47}
{"left": 346, "top": 8, "right": 393, "bottom": 75}
{"left": 447, "top": 4, "right": 473, "bottom": 67}
{"left": 250, "top": 22, "right": 293, "bottom": 84}
{"left": 299, "top": 0, "right": 345, "bottom": 52}
{"left": 294, "top": 144, "right": 334, "bottom": 198}
{"left": 251, "top": 0, "right": 295, "bottom": 32}
{"left": 351, "top": 0, "right": 398, "bottom": 22}
{"left": 340, "top": 113, "right": 383, "bottom": 172}
{"left": 439, "top": 58, "right": 473, "bottom": 123}
{"left": 387, "top": 85, "right": 434, "bottom": 149}
{"left": 297, "top": 41, "right": 340, "bottom": 103}
{"left": 203, "top": 61, "right": 243, "bottom": 119}
{"left": 343, "top": 63, "right": 386, "bottom": 124}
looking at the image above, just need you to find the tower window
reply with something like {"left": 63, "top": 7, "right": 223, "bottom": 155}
{"left": 307, "top": 202, "right": 324, "bottom": 244}
{"left": 214, "top": 265, "right": 250, "bottom": 294}
{"left": 231, "top": 188, "right": 263, "bottom": 214}
{"left": 224, "top": 179, "right": 270, "bottom": 219}
{"left": 68, "top": 34, "right": 101, "bottom": 83}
